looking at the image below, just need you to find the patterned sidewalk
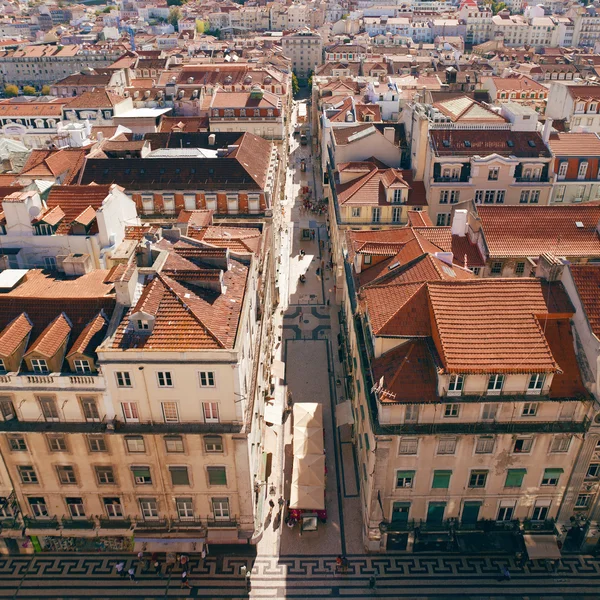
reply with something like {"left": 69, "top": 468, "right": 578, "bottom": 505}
{"left": 1, "top": 553, "right": 600, "bottom": 598}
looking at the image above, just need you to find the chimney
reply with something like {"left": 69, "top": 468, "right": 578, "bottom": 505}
{"left": 383, "top": 127, "right": 395, "bottom": 144}
{"left": 208, "top": 133, "right": 216, "bottom": 145}
{"left": 542, "top": 117, "right": 553, "bottom": 144}
{"left": 451, "top": 209, "right": 468, "bottom": 237}
{"left": 535, "top": 252, "right": 564, "bottom": 282}
{"left": 96, "top": 131, "right": 103, "bottom": 141}
{"left": 434, "top": 251, "right": 454, "bottom": 266}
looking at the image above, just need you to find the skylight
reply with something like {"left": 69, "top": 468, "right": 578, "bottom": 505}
{"left": 528, "top": 140, "right": 536, "bottom": 147}
{"left": 507, "top": 140, "right": 514, "bottom": 147}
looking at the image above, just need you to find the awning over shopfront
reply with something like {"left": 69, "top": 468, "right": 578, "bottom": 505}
{"left": 293, "top": 403, "right": 323, "bottom": 428}
{"left": 524, "top": 534, "right": 561, "bottom": 560}
{"left": 293, "top": 425, "right": 323, "bottom": 454}
{"left": 292, "top": 454, "right": 325, "bottom": 487}
{"left": 134, "top": 538, "right": 204, "bottom": 554}
{"left": 290, "top": 484, "right": 325, "bottom": 511}
{"left": 335, "top": 400, "right": 354, "bottom": 427}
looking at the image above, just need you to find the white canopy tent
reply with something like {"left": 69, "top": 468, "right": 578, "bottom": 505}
{"left": 292, "top": 454, "right": 325, "bottom": 487}
{"left": 293, "top": 403, "right": 323, "bottom": 429}
{"left": 289, "top": 484, "right": 325, "bottom": 511}
{"left": 293, "top": 425, "right": 323, "bottom": 455}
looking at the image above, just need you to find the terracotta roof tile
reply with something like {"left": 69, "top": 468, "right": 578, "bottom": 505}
{"left": 66, "top": 312, "right": 108, "bottom": 359}
{"left": 177, "top": 209, "right": 213, "bottom": 228}
{"left": 414, "top": 226, "right": 485, "bottom": 267}
{"left": 25, "top": 312, "right": 72, "bottom": 358}
{"left": 44, "top": 185, "right": 111, "bottom": 234}
{"left": 20, "top": 149, "right": 87, "bottom": 184}
{"left": 66, "top": 90, "right": 126, "bottom": 109}
{"left": 0, "top": 313, "right": 32, "bottom": 358}
{"left": 407, "top": 210, "right": 433, "bottom": 227}
{"left": 427, "top": 279, "right": 560, "bottom": 374}
{"left": 477, "top": 204, "right": 600, "bottom": 259}
{"left": 570, "top": 264, "right": 600, "bottom": 338}
{"left": 548, "top": 132, "right": 600, "bottom": 157}
{"left": 430, "top": 130, "right": 550, "bottom": 157}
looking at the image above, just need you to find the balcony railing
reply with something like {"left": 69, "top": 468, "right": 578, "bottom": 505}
{"left": 432, "top": 175, "right": 471, "bottom": 183}
{"left": 206, "top": 517, "right": 238, "bottom": 528}
{"left": 170, "top": 517, "right": 205, "bottom": 530}
{"left": 0, "top": 372, "right": 102, "bottom": 388}
{"left": 134, "top": 518, "right": 169, "bottom": 530}
{"left": 23, "top": 516, "right": 59, "bottom": 530}
{"left": 61, "top": 517, "right": 95, "bottom": 530}
{"left": 0, "top": 517, "right": 21, "bottom": 530}
{"left": 523, "top": 518, "right": 556, "bottom": 533}
{"left": 99, "top": 517, "right": 132, "bottom": 530}
{"left": 515, "top": 176, "right": 550, "bottom": 183}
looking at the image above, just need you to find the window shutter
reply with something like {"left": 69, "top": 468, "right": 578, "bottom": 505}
{"left": 396, "top": 470, "right": 415, "bottom": 479}
{"left": 505, "top": 468, "right": 526, "bottom": 487}
{"left": 208, "top": 466, "right": 227, "bottom": 486}
{"left": 432, "top": 470, "right": 452, "bottom": 489}
{"left": 543, "top": 468, "right": 564, "bottom": 478}
{"left": 169, "top": 467, "right": 190, "bottom": 486}
{"left": 132, "top": 467, "right": 150, "bottom": 478}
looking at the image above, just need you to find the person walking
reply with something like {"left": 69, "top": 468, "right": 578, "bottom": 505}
{"left": 341, "top": 556, "right": 349, "bottom": 574}
{"left": 502, "top": 566, "right": 511, "bottom": 581}
{"left": 278, "top": 496, "right": 285, "bottom": 510}
{"left": 115, "top": 561, "right": 126, "bottom": 578}
{"left": 181, "top": 571, "right": 191, "bottom": 589}
{"left": 369, "top": 575, "right": 377, "bottom": 589}
{"left": 335, "top": 556, "right": 343, "bottom": 574}
{"left": 128, "top": 567, "right": 137, "bottom": 583}
{"left": 269, "top": 499, "right": 275, "bottom": 512}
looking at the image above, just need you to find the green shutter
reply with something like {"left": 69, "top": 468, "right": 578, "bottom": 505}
{"left": 208, "top": 467, "right": 227, "bottom": 486}
{"left": 169, "top": 467, "right": 189, "bottom": 486}
{"left": 544, "top": 468, "right": 564, "bottom": 477}
{"left": 505, "top": 468, "right": 526, "bottom": 488}
{"left": 432, "top": 470, "right": 452, "bottom": 489}
{"left": 132, "top": 468, "right": 149, "bottom": 478}
{"left": 396, "top": 470, "right": 415, "bottom": 478}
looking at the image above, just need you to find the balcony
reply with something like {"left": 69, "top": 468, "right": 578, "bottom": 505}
{"left": 23, "top": 516, "right": 59, "bottom": 530}
{"left": 0, "top": 372, "right": 103, "bottom": 390}
{"left": 515, "top": 176, "right": 550, "bottom": 183}
{"left": 0, "top": 517, "right": 21, "bottom": 530}
{"left": 206, "top": 516, "right": 238, "bottom": 528}
{"left": 61, "top": 517, "right": 95, "bottom": 530}
{"left": 523, "top": 518, "right": 556, "bottom": 533}
{"left": 170, "top": 517, "right": 205, "bottom": 531}
{"left": 134, "top": 518, "right": 169, "bottom": 531}
{"left": 432, "top": 174, "right": 471, "bottom": 183}
{"left": 99, "top": 517, "right": 132, "bottom": 530}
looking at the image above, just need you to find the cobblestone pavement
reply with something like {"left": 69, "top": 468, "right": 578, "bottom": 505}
{"left": 0, "top": 553, "right": 600, "bottom": 598}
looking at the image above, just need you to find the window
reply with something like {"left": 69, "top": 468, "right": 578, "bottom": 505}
{"left": 103, "top": 497, "right": 123, "bottom": 518}
{"left": 57, "top": 465, "right": 77, "bottom": 485}
{"left": 505, "top": 468, "right": 526, "bottom": 488}
{"left": 0, "top": 398, "right": 16, "bottom": 421}
{"left": 447, "top": 374, "right": 463, "bottom": 396}
{"left": 490, "top": 262, "right": 502, "bottom": 275}
{"left": 176, "top": 497, "right": 194, "bottom": 520}
{"left": 488, "top": 167, "right": 499, "bottom": 181}
{"left": 405, "top": 404, "right": 419, "bottom": 423}
{"left": 132, "top": 466, "right": 152, "bottom": 485}
{"left": 157, "top": 372, "right": 173, "bottom": 387}
{"left": 399, "top": 437, "right": 418, "bottom": 455}
{"left": 439, "top": 190, "right": 449, "bottom": 204}
{"left": 121, "top": 402, "right": 139, "bottom": 423}
{"left": 530, "top": 190, "right": 540, "bottom": 204}
{"left": 396, "top": 470, "right": 415, "bottom": 488}
{"left": 0, "top": 359, "right": 5, "bottom": 372}
{"left": 212, "top": 497, "right": 230, "bottom": 520}
{"left": 207, "top": 466, "right": 227, "bottom": 486}
{"left": 95, "top": 466, "right": 115, "bottom": 485}
{"left": 169, "top": 466, "right": 190, "bottom": 486}
{"left": 527, "top": 374, "right": 545, "bottom": 394}
{"left": 437, "top": 437, "right": 457, "bottom": 455}
{"left": 39, "top": 397, "right": 59, "bottom": 422}
{"left": 137, "top": 319, "right": 149, "bottom": 331}
{"left": 469, "top": 470, "right": 488, "bottom": 488}
{"left": 481, "top": 404, "right": 497, "bottom": 421}
{"left": 578, "top": 161, "right": 588, "bottom": 180}
{"left": 437, "top": 213, "right": 450, "bottom": 226}
{"left": 575, "top": 494, "right": 591, "bottom": 508}
{"left": 161, "top": 402, "right": 179, "bottom": 423}
{"left": 531, "top": 502, "right": 549, "bottom": 521}
{"left": 47, "top": 434, "right": 67, "bottom": 452}
{"left": 475, "top": 435, "right": 494, "bottom": 454}
{"left": 184, "top": 194, "right": 196, "bottom": 211}
{"left": 513, "top": 437, "right": 533, "bottom": 454}
{"left": 203, "top": 402, "right": 219, "bottom": 423}
{"left": 141, "top": 195, "right": 154, "bottom": 213}
{"left": 497, "top": 502, "right": 515, "bottom": 521}
{"left": 35, "top": 224, "right": 53, "bottom": 236}
{"left": 199, "top": 371, "right": 215, "bottom": 387}
{"left": 392, "top": 206, "right": 402, "bottom": 223}
{"left": 392, "top": 189, "right": 403, "bottom": 203}
{"left": 541, "top": 468, "right": 563, "bottom": 486}
{"left": 8, "top": 435, "right": 26, "bottom": 451}
{"left": 351, "top": 207, "right": 361, "bottom": 218}
{"left": 550, "top": 435, "right": 571, "bottom": 453}
{"left": 44, "top": 256, "right": 56, "bottom": 270}
{"left": 475, "top": 190, "right": 483, "bottom": 204}
{"left": 522, "top": 402, "right": 538, "bottom": 416}
{"left": 372, "top": 207, "right": 381, "bottom": 223}
{"left": 487, "top": 374, "right": 504, "bottom": 394}
{"left": 163, "top": 194, "right": 176, "bottom": 215}
{"left": 139, "top": 498, "right": 158, "bottom": 519}
{"left": 80, "top": 397, "right": 100, "bottom": 422}
{"left": 520, "top": 190, "right": 530, "bottom": 204}
{"left": 125, "top": 436, "right": 145, "bottom": 453}
{"left": 204, "top": 435, "right": 224, "bottom": 453}
{"left": 165, "top": 435, "right": 184, "bottom": 453}
{"left": 87, "top": 435, "right": 107, "bottom": 452}
{"left": 495, "top": 190, "right": 505, "bottom": 204}
{"left": 30, "top": 358, "right": 48, "bottom": 374}
{"left": 558, "top": 161, "right": 568, "bottom": 179}
{"left": 115, "top": 372, "right": 132, "bottom": 387}
{"left": 586, "top": 463, "right": 600, "bottom": 479}
{"left": 28, "top": 497, "right": 48, "bottom": 517}
{"left": 444, "top": 403, "right": 459, "bottom": 417}
{"left": 432, "top": 470, "right": 452, "bottom": 489}
{"left": 515, "top": 262, "right": 525, "bottom": 276}
{"left": 74, "top": 360, "right": 91, "bottom": 374}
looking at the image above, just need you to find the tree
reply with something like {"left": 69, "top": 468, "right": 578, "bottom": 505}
{"left": 205, "top": 28, "right": 221, "bottom": 39}
{"left": 168, "top": 6, "right": 182, "bottom": 30}
{"left": 196, "top": 19, "right": 206, "bottom": 34}
{"left": 23, "top": 86, "right": 36, "bottom": 96}
{"left": 292, "top": 72, "right": 300, "bottom": 97}
{"left": 41, "top": 85, "right": 51, "bottom": 96}
{"left": 307, "top": 70, "right": 314, "bottom": 90}
{"left": 102, "top": 5, "right": 115, "bottom": 12}
{"left": 4, "top": 84, "right": 18, "bottom": 97}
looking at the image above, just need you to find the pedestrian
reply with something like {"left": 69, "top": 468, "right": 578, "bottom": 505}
{"left": 179, "top": 554, "right": 188, "bottom": 570}
{"left": 278, "top": 496, "right": 285, "bottom": 510}
{"left": 269, "top": 499, "right": 275, "bottom": 511}
{"left": 245, "top": 571, "right": 251, "bottom": 591}
{"left": 316, "top": 267, "right": 320, "bottom": 276}
{"left": 115, "top": 561, "right": 126, "bottom": 578}
{"left": 552, "top": 559, "right": 560, "bottom": 573}
{"left": 128, "top": 567, "right": 137, "bottom": 583}
{"left": 154, "top": 559, "right": 162, "bottom": 578}
{"left": 341, "top": 556, "right": 349, "bottom": 574}
{"left": 181, "top": 571, "right": 191, "bottom": 589}
{"left": 502, "top": 566, "right": 511, "bottom": 581}
{"left": 369, "top": 575, "right": 377, "bottom": 589}
{"left": 335, "top": 555, "right": 343, "bottom": 574}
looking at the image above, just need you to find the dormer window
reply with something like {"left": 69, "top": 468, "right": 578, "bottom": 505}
{"left": 558, "top": 161, "right": 568, "bottom": 179}
{"left": 31, "top": 359, "right": 49, "bottom": 374}
{"left": 392, "top": 189, "right": 403, "bottom": 203}
{"left": 137, "top": 320, "right": 149, "bottom": 330}
{"left": 527, "top": 373, "right": 545, "bottom": 395}
{"left": 74, "top": 359, "right": 91, "bottom": 374}
{"left": 0, "top": 358, "right": 6, "bottom": 373}
{"left": 35, "top": 223, "right": 54, "bottom": 236}
{"left": 578, "top": 161, "right": 588, "bottom": 180}
{"left": 447, "top": 374, "right": 464, "bottom": 396}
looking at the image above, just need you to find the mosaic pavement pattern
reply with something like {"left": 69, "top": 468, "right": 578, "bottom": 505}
{"left": 0, "top": 553, "right": 599, "bottom": 598}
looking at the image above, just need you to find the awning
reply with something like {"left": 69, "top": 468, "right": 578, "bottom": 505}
{"left": 293, "top": 403, "right": 323, "bottom": 429}
{"left": 264, "top": 401, "right": 283, "bottom": 425}
{"left": 524, "top": 534, "right": 561, "bottom": 560}
{"left": 272, "top": 359, "right": 285, "bottom": 380}
{"left": 134, "top": 538, "right": 204, "bottom": 554}
{"left": 293, "top": 425, "right": 323, "bottom": 455}
{"left": 292, "top": 454, "right": 325, "bottom": 487}
{"left": 335, "top": 400, "right": 354, "bottom": 427}
{"left": 289, "top": 484, "right": 325, "bottom": 510}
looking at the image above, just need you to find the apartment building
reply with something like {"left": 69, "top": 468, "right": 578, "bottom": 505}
{"left": 337, "top": 237, "right": 593, "bottom": 552}
{"left": 62, "top": 91, "right": 133, "bottom": 127}
{"left": 281, "top": 29, "right": 323, "bottom": 79}
{"left": 546, "top": 84, "right": 600, "bottom": 133}
{"left": 547, "top": 132, "right": 600, "bottom": 204}
{"left": 424, "top": 128, "right": 553, "bottom": 225}
{"left": 79, "top": 132, "right": 279, "bottom": 218}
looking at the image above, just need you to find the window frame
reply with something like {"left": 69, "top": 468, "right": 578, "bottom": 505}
{"left": 115, "top": 371, "right": 132, "bottom": 388}
{"left": 395, "top": 470, "right": 415, "bottom": 488}
{"left": 437, "top": 436, "right": 457, "bottom": 455}
{"left": 443, "top": 403, "right": 460, "bottom": 418}
{"left": 522, "top": 402, "right": 538, "bottom": 416}
{"left": 95, "top": 466, "right": 116, "bottom": 485}
{"left": 125, "top": 435, "right": 146, "bottom": 453}
{"left": 468, "top": 470, "right": 488, "bottom": 488}
{"left": 487, "top": 374, "right": 504, "bottom": 394}
{"left": 87, "top": 434, "right": 107, "bottom": 453}
{"left": 199, "top": 371, "right": 215, "bottom": 387}
{"left": 203, "top": 402, "right": 219, "bottom": 423}
{"left": 56, "top": 465, "right": 77, "bottom": 485}
{"left": 398, "top": 437, "right": 418, "bottom": 455}
{"left": 165, "top": 435, "right": 185, "bottom": 453}
{"left": 207, "top": 465, "right": 227, "bottom": 486}
{"left": 204, "top": 435, "right": 224, "bottom": 453}
{"left": 161, "top": 401, "right": 179, "bottom": 423}
{"left": 157, "top": 371, "right": 173, "bottom": 388}
{"left": 475, "top": 435, "right": 495, "bottom": 454}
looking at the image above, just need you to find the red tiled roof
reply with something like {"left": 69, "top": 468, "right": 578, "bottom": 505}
{"left": 66, "top": 89, "right": 126, "bottom": 109}
{"left": 66, "top": 312, "right": 107, "bottom": 359}
{"left": 547, "top": 132, "right": 600, "bottom": 156}
{"left": 20, "top": 148, "right": 87, "bottom": 184}
{"left": 407, "top": 210, "right": 433, "bottom": 227}
{"left": 177, "top": 209, "right": 213, "bottom": 228}
{"left": 44, "top": 185, "right": 111, "bottom": 234}
{"left": 25, "top": 312, "right": 71, "bottom": 358}
{"left": 477, "top": 204, "right": 600, "bottom": 259}
{"left": 570, "top": 264, "right": 600, "bottom": 338}
{"left": 0, "top": 313, "right": 32, "bottom": 358}
{"left": 414, "top": 227, "right": 485, "bottom": 267}
{"left": 427, "top": 279, "right": 561, "bottom": 374}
